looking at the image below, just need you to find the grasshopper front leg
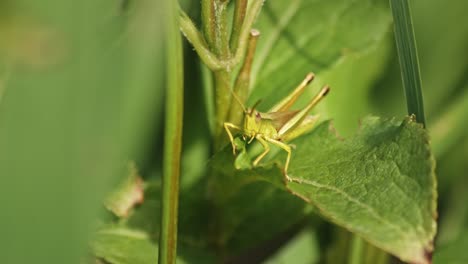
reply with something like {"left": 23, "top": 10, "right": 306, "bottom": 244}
{"left": 224, "top": 122, "right": 241, "bottom": 154}
{"left": 253, "top": 135, "right": 270, "bottom": 167}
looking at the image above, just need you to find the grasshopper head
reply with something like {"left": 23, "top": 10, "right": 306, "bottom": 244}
{"left": 244, "top": 110, "right": 262, "bottom": 136}
{"left": 243, "top": 100, "right": 263, "bottom": 135}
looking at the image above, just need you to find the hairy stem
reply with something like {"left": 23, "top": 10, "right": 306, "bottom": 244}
{"left": 230, "top": 0, "right": 248, "bottom": 53}
{"left": 228, "top": 29, "right": 260, "bottom": 126}
{"left": 201, "top": 0, "right": 216, "bottom": 49}
{"left": 179, "top": 0, "right": 264, "bottom": 72}
{"left": 213, "top": 0, "right": 264, "bottom": 148}
{"left": 228, "top": 0, "right": 264, "bottom": 71}
{"left": 180, "top": 0, "right": 265, "bottom": 149}
{"left": 179, "top": 9, "right": 224, "bottom": 71}
{"left": 214, "top": 69, "right": 232, "bottom": 149}
{"left": 201, "top": 63, "right": 216, "bottom": 136}
{"left": 213, "top": 1, "right": 231, "bottom": 58}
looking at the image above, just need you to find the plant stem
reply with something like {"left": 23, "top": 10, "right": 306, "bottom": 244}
{"left": 180, "top": 0, "right": 264, "bottom": 148}
{"left": 228, "top": 0, "right": 264, "bottom": 71}
{"left": 214, "top": 69, "right": 232, "bottom": 148}
{"left": 158, "top": 0, "right": 184, "bottom": 263}
{"left": 201, "top": 0, "right": 216, "bottom": 49}
{"left": 201, "top": 62, "right": 216, "bottom": 136}
{"left": 348, "top": 235, "right": 389, "bottom": 264}
{"left": 348, "top": 235, "right": 364, "bottom": 264}
{"left": 390, "top": 0, "right": 426, "bottom": 126}
{"left": 213, "top": 1, "right": 231, "bottom": 58}
{"left": 179, "top": 9, "right": 224, "bottom": 71}
{"left": 230, "top": 0, "right": 248, "bottom": 53}
{"left": 228, "top": 29, "right": 259, "bottom": 126}
{"left": 212, "top": 1, "right": 232, "bottom": 142}
{"left": 213, "top": 0, "right": 264, "bottom": 148}
{"left": 179, "top": 0, "right": 263, "bottom": 72}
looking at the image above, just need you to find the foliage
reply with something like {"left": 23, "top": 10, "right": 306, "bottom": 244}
{"left": 91, "top": 0, "right": 441, "bottom": 263}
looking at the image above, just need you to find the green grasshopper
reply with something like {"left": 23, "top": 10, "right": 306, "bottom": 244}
{"left": 224, "top": 73, "right": 330, "bottom": 180}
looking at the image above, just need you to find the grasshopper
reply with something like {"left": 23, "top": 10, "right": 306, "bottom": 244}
{"left": 224, "top": 73, "right": 330, "bottom": 180}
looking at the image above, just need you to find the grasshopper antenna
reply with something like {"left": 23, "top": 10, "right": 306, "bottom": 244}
{"left": 249, "top": 99, "right": 262, "bottom": 115}
{"left": 230, "top": 89, "right": 248, "bottom": 113}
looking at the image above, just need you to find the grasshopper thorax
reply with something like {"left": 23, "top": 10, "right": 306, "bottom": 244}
{"left": 243, "top": 108, "right": 278, "bottom": 140}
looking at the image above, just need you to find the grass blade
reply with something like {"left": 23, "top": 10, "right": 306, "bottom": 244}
{"left": 390, "top": 0, "right": 426, "bottom": 126}
{"left": 158, "top": 0, "right": 184, "bottom": 263}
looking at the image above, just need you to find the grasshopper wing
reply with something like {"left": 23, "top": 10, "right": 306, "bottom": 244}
{"left": 280, "top": 115, "right": 320, "bottom": 142}
{"left": 261, "top": 111, "right": 300, "bottom": 131}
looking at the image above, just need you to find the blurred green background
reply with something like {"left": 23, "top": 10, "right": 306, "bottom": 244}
{"left": 0, "top": 0, "right": 467, "bottom": 263}
{"left": 0, "top": 0, "right": 165, "bottom": 263}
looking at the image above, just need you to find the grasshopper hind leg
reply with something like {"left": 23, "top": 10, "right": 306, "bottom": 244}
{"left": 281, "top": 115, "right": 320, "bottom": 142}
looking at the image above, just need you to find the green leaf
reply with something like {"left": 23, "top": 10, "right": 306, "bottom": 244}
{"left": 91, "top": 179, "right": 216, "bottom": 264}
{"left": 248, "top": 0, "right": 392, "bottom": 135}
{"left": 210, "top": 116, "right": 436, "bottom": 263}
{"left": 123, "top": 180, "right": 162, "bottom": 238}
{"left": 317, "top": 37, "right": 393, "bottom": 135}
{"left": 287, "top": 117, "right": 436, "bottom": 264}
{"left": 91, "top": 228, "right": 159, "bottom": 264}
{"left": 209, "top": 142, "right": 308, "bottom": 256}
{"left": 220, "top": 182, "right": 308, "bottom": 255}
{"left": 91, "top": 226, "right": 216, "bottom": 264}
{"left": 123, "top": 179, "right": 213, "bottom": 252}
{"left": 104, "top": 162, "right": 144, "bottom": 218}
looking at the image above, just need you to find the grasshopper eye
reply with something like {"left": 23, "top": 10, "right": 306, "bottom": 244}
{"left": 255, "top": 112, "right": 261, "bottom": 122}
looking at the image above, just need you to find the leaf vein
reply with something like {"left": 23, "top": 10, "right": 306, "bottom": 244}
{"left": 251, "top": 0, "right": 303, "bottom": 87}
{"left": 289, "top": 176, "right": 414, "bottom": 240}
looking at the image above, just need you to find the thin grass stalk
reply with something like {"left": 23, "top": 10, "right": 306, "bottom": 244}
{"left": 158, "top": 0, "right": 184, "bottom": 262}
{"left": 390, "top": 0, "right": 426, "bottom": 126}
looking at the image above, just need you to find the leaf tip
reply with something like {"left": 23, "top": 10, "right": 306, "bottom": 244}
{"left": 104, "top": 162, "right": 145, "bottom": 218}
{"left": 424, "top": 248, "right": 433, "bottom": 264}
